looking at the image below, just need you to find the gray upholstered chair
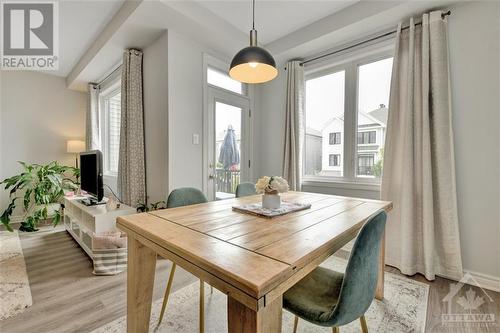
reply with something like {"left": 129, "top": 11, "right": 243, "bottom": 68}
{"left": 284, "top": 210, "right": 387, "bottom": 333}
{"left": 158, "top": 187, "right": 210, "bottom": 331}
{"left": 166, "top": 187, "right": 207, "bottom": 208}
{"left": 235, "top": 182, "right": 257, "bottom": 198}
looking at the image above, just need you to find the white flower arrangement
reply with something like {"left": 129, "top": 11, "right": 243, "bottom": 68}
{"left": 255, "top": 176, "right": 289, "bottom": 194}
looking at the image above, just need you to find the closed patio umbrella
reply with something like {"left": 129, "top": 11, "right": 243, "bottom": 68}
{"left": 218, "top": 125, "right": 240, "bottom": 170}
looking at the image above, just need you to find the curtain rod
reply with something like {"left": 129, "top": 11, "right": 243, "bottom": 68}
{"left": 299, "top": 10, "right": 451, "bottom": 67}
{"left": 96, "top": 64, "right": 122, "bottom": 88}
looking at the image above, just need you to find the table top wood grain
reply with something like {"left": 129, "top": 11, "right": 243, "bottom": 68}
{"left": 117, "top": 192, "right": 392, "bottom": 301}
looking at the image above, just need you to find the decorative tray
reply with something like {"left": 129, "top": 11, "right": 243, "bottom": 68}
{"left": 232, "top": 201, "right": 311, "bottom": 218}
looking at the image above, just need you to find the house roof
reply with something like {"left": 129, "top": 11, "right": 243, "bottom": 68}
{"left": 367, "top": 105, "right": 388, "bottom": 125}
{"left": 306, "top": 127, "right": 322, "bottom": 136}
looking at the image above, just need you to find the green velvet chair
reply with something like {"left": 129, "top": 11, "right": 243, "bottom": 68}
{"left": 284, "top": 210, "right": 387, "bottom": 333}
{"left": 158, "top": 187, "right": 210, "bottom": 331}
{"left": 235, "top": 182, "right": 257, "bottom": 198}
{"left": 166, "top": 187, "right": 208, "bottom": 208}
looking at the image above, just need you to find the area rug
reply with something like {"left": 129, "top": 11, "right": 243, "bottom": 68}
{"left": 0, "top": 231, "right": 33, "bottom": 320}
{"left": 92, "top": 256, "right": 429, "bottom": 333}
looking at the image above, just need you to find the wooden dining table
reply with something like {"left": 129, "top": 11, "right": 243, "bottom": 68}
{"left": 117, "top": 191, "right": 392, "bottom": 333}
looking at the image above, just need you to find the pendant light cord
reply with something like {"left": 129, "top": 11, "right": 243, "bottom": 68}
{"left": 252, "top": 0, "right": 255, "bottom": 29}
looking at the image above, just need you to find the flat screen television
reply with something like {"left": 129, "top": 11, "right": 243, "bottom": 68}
{"left": 79, "top": 150, "right": 104, "bottom": 205}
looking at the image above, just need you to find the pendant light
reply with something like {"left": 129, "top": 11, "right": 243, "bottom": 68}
{"left": 229, "top": 0, "right": 277, "bottom": 84}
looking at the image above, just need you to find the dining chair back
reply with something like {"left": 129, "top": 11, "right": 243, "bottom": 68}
{"left": 167, "top": 187, "right": 208, "bottom": 208}
{"left": 328, "top": 210, "right": 386, "bottom": 326}
{"left": 284, "top": 210, "right": 387, "bottom": 332}
{"left": 235, "top": 182, "right": 257, "bottom": 198}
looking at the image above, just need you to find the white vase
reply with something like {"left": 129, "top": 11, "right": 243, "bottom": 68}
{"left": 262, "top": 193, "right": 281, "bottom": 209}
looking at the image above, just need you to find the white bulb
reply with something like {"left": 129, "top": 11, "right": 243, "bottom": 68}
{"left": 248, "top": 62, "right": 258, "bottom": 68}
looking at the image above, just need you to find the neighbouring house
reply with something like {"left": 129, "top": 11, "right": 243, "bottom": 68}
{"left": 305, "top": 104, "right": 388, "bottom": 177}
{"left": 304, "top": 127, "right": 322, "bottom": 175}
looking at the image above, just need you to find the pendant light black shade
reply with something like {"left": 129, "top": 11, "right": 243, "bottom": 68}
{"left": 229, "top": 1, "right": 277, "bottom": 84}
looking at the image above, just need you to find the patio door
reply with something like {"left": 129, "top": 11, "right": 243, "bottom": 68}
{"left": 206, "top": 87, "right": 250, "bottom": 201}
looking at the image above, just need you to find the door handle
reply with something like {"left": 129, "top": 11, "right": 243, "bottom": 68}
{"left": 208, "top": 174, "right": 215, "bottom": 179}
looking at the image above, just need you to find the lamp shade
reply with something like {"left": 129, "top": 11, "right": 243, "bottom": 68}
{"left": 229, "top": 46, "right": 277, "bottom": 84}
{"left": 66, "top": 140, "right": 85, "bottom": 153}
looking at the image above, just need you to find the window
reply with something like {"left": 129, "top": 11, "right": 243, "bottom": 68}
{"left": 329, "top": 154, "right": 340, "bottom": 166}
{"left": 207, "top": 67, "right": 244, "bottom": 94}
{"left": 99, "top": 82, "right": 121, "bottom": 175}
{"left": 305, "top": 70, "right": 345, "bottom": 177}
{"left": 329, "top": 132, "right": 341, "bottom": 145}
{"left": 357, "top": 154, "right": 374, "bottom": 176}
{"left": 356, "top": 57, "right": 392, "bottom": 179}
{"left": 357, "top": 131, "right": 376, "bottom": 144}
{"left": 303, "top": 49, "right": 393, "bottom": 183}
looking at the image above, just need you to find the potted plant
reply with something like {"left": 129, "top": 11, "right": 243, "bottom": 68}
{"left": 136, "top": 200, "right": 167, "bottom": 213}
{"left": 255, "top": 176, "right": 289, "bottom": 209}
{"left": 0, "top": 161, "right": 79, "bottom": 232}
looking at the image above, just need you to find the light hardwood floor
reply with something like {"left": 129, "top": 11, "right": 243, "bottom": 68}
{"left": 1, "top": 226, "right": 499, "bottom": 333}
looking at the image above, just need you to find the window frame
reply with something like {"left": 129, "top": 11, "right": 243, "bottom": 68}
{"left": 329, "top": 132, "right": 341, "bottom": 145}
{"left": 357, "top": 130, "right": 377, "bottom": 145}
{"left": 99, "top": 78, "right": 121, "bottom": 177}
{"left": 329, "top": 154, "right": 341, "bottom": 167}
{"left": 357, "top": 154, "right": 375, "bottom": 176}
{"left": 302, "top": 41, "right": 394, "bottom": 190}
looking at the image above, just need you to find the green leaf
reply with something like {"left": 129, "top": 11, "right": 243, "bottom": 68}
{"left": 23, "top": 188, "right": 32, "bottom": 210}
{"left": 0, "top": 198, "right": 17, "bottom": 232}
{"left": 52, "top": 210, "right": 61, "bottom": 227}
{"left": 41, "top": 206, "right": 48, "bottom": 220}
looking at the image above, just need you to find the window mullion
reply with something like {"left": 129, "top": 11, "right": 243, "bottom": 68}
{"left": 343, "top": 63, "right": 357, "bottom": 180}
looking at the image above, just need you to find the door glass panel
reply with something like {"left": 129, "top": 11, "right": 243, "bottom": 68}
{"left": 215, "top": 102, "right": 242, "bottom": 199}
{"left": 356, "top": 57, "right": 392, "bottom": 178}
{"left": 305, "top": 70, "right": 345, "bottom": 177}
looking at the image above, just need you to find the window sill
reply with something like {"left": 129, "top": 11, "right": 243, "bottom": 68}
{"left": 301, "top": 178, "right": 381, "bottom": 192}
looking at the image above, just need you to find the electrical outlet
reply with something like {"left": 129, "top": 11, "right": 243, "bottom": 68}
{"left": 192, "top": 134, "right": 200, "bottom": 145}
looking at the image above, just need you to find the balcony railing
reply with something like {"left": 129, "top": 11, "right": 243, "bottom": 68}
{"left": 215, "top": 169, "right": 240, "bottom": 194}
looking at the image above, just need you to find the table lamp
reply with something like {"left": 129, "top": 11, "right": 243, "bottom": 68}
{"left": 66, "top": 140, "right": 86, "bottom": 168}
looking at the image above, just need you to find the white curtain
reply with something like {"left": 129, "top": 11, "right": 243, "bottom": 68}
{"left": 85, "top": 83, "right": 100, "bottom": 151}
{"left": 382, "top": 12, "right": 463, "bottom": 281}
{"left": 117, "top": 49, "right": 146, "bottom": 207}
{"left": 283, "top": 60, "right": 305, "bottom": 191}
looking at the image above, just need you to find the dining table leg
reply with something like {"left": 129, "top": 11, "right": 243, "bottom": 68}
{"left": 228, "top": 295, "right": 282, "bottom": 333}
{"left": 127, "top": 235, "right": 157, "bottom": 333}
{"left": 375, "top": 231, "right": 385, "bottom": 300}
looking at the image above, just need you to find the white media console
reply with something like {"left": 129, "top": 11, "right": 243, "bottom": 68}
{"left": 63, "top": 196, "right": 135, "bottom": 260}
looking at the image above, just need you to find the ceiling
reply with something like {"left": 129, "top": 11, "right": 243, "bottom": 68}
{"left": 51, "top": 0, "right": 125, "bottom": 77}
{"left": 63, "top": 0, "right": 458, "bottom": 90}
{"left": 62, "top": 0, "right": 361, "bottom": 82}
{"left": 195, "top": 0, "right": 359, "bottom": 45}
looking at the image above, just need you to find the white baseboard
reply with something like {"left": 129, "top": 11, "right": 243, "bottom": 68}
{"left": 464, "top": 270, "right": 500, "bottom": 293}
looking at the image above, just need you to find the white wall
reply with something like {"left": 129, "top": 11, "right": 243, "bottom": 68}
{"left": 254, "top": 1, "right": 500, "bottom": 280}
{"left": 167, "top": 29, "right": 205, "bottom": 191}
{"left": 143, "top": 32, "right": 169, "bottom": 203}
{"left": 254, "top": 70, "right": 287, "bottom": 179}
{"left": 447, "top": 0, "right": 500, "bottom": 280}
{"left": 0, "top": 71, "right": 87, "bottom": 211}
{"left": 166, "top": 30, "right": 233, "bottom": 192}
